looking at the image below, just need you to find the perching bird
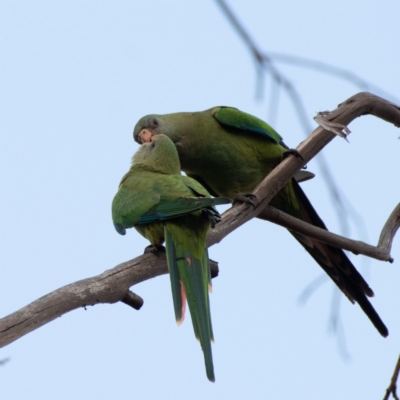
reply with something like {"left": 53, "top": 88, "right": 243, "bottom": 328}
{"left": 133, "top": 106, "right": 388, "bottom": 337}
{"left": 112, "top": 134, "right": 231, "bottom": 381}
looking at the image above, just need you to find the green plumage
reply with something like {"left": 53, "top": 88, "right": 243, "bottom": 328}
{"left": 112, "top": 134, "right": 231, "bottom": 381}
{"left": 133, "top": 106, "right": 388, "bottom": 337}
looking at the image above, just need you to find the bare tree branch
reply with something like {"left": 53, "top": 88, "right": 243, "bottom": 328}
{"left": 383, "top": 354, "right": 400, "bottom": 400}
{"left": 378, "top": 203, "right": 400, "bottom": 253}
{"left": 209, "top": 92, "right": 400, "bottom": 249}
{"left": 0, "top": 254, "right": 168, "bottom": 347}
{"left": 214, "top": 0, "right": 398, "bottom": 243}
{"left": 1, "top": 92, "right": 399, "bottom": 349}
{"left": 259, "top": 205, "right": 398, "bottom": 262}
{"left": 0, "top": 255, "right": 218, "bottom": 348}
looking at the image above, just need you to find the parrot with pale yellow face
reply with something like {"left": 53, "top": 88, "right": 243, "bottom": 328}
{"left": 112, "top": 134, "right": 231, "bottom": 381}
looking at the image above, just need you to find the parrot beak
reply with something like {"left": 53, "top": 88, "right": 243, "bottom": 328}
{"left": 138, "top": 129, "right": 154, "bottom": 144}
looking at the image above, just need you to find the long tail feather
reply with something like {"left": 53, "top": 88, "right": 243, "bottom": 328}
{"left": 290, "top": 180, "right": 388, "bottom": 337}
{"left": 263, "top": 179, "right": 388, "bottom": 337}
{"left": 179, "top": 250, "right": 214, "bottom": 381}
{"left": 164, "top": 221, "right": 215, "bottom": 382}
{"left": 165, "top": 228, "right": 186, "bottom": 324}
{"left": 204, "top": 248, "right": 214, "bottom": 343}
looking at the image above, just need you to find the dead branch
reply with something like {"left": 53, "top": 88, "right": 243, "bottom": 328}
{"left": 258, "top": 205, "right": 398, "bottom": 262}
{"left": 378, "top": 203, "right": 400, "bottom": 255}
{"left": 0, "top": 254, "right": 167, "bottom": 347}
{"left": 1, "top": 92, "right": 399, "bottom": 348}
{"left": 0, "top": 255, "right": 218, "bottom": 347}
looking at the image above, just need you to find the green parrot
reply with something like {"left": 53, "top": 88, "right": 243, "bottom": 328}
{"left": 133, "top": 107, "right": 389, "bottom": 337}
{"left": 112, "top": 134, "right": 231, "bottom": 382}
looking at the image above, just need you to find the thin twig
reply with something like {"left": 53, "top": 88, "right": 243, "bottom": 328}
{"left": 260, "top": 205, "right": 394, "bottom": 262}
{"left": 383, "top": 354, "right": 400, "bottom": 400}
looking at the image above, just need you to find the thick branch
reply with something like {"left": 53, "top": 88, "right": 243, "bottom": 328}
{"left": 1, "top": 92, "right": 399, "bottom": 348}
{"left": 0, "top": 255, "right": 217, "bottom": 347}
{"left": 0, "top": 254, "right": 167, "bottom": 347}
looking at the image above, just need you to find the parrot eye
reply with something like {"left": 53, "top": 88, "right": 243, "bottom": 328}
{"left": 151, "top": 141, "right": 156, "bottom": 148}
{"left": 152, "top": 118, "right": 158, "bottom": 126}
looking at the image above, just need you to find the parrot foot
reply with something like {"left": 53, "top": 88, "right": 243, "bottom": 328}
{"left": 202, "top": 211, "right": 221, "bottom": 229}
{"left": 144, "top": 244, "right": 165, "bottom": 257}
{"left": 283, "top": 148, "right": 304, "bottom": 161}
{"left": 233, "top": 193, "right": 259, "bottom": 209}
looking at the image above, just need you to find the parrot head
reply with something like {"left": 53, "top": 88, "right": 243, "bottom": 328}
{"left": 133, "top": 113, "right": 183, "bottom": 145}
{"left": 132, "top": 134, "right": 181, "bottom": 175}
{"left": 134, "top": 114, "right": 161, "bottom": 144}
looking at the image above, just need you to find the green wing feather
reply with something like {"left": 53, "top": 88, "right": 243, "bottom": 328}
{"left": 112, "top": 185, "right": 160, "bottom": 234}
{"left": 182, "top": 175, "right": 213, "bottom": 197}
{"left": 136, "top": 196, "right": 230, "bottom": 225}
{"left": 213, "top": 107, "right": 282, "bottom": 144}
{"left": 112, "top": 169, "right": 230, "bottom": 234}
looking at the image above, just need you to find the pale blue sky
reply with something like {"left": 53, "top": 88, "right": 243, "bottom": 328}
{"left": 1, "top": 1, "right": 400, "bottom": 399}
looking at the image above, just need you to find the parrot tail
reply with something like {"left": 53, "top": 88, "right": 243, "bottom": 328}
{"left": 164, "top": 223, "right": 215, "bottom": 382}
{"left": 288, "top": 179, "right": 388, "bottom": 337}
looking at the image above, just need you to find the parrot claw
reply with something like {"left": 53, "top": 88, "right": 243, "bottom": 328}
{"left": 233, "top": 193, "right": 259, "bottom": 209}
{"left": 209, "top": 216, "right": 219, "bottom": 229}
{"left": 201, "top": 210, "right": 221, "bottom": 229}
{"left": 283, "top": 148, "right": 304, "bottom": 161}
{"left": 144, "top": 244, "right": 166, "bottom": 257}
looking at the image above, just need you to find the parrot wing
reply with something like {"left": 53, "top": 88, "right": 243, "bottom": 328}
{"left": 213, "top": 106, "right": 283, "bottom": 144}
{"left": 136, "top": 196, "right": 230, "bottom": 224}
{"left": 112, "top": 185, "right": 160, "bottom": 235}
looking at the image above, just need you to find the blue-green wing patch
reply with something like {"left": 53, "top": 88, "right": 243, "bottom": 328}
{"left": 213, "top": 106, "right": 282, "bottom": 144}
{"left": 136, "top": 197, "right": 230, "bottom": 224}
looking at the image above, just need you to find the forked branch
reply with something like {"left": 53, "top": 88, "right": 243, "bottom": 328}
{"left": 209, "top": 92, "right": 400, "bottom": 262}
